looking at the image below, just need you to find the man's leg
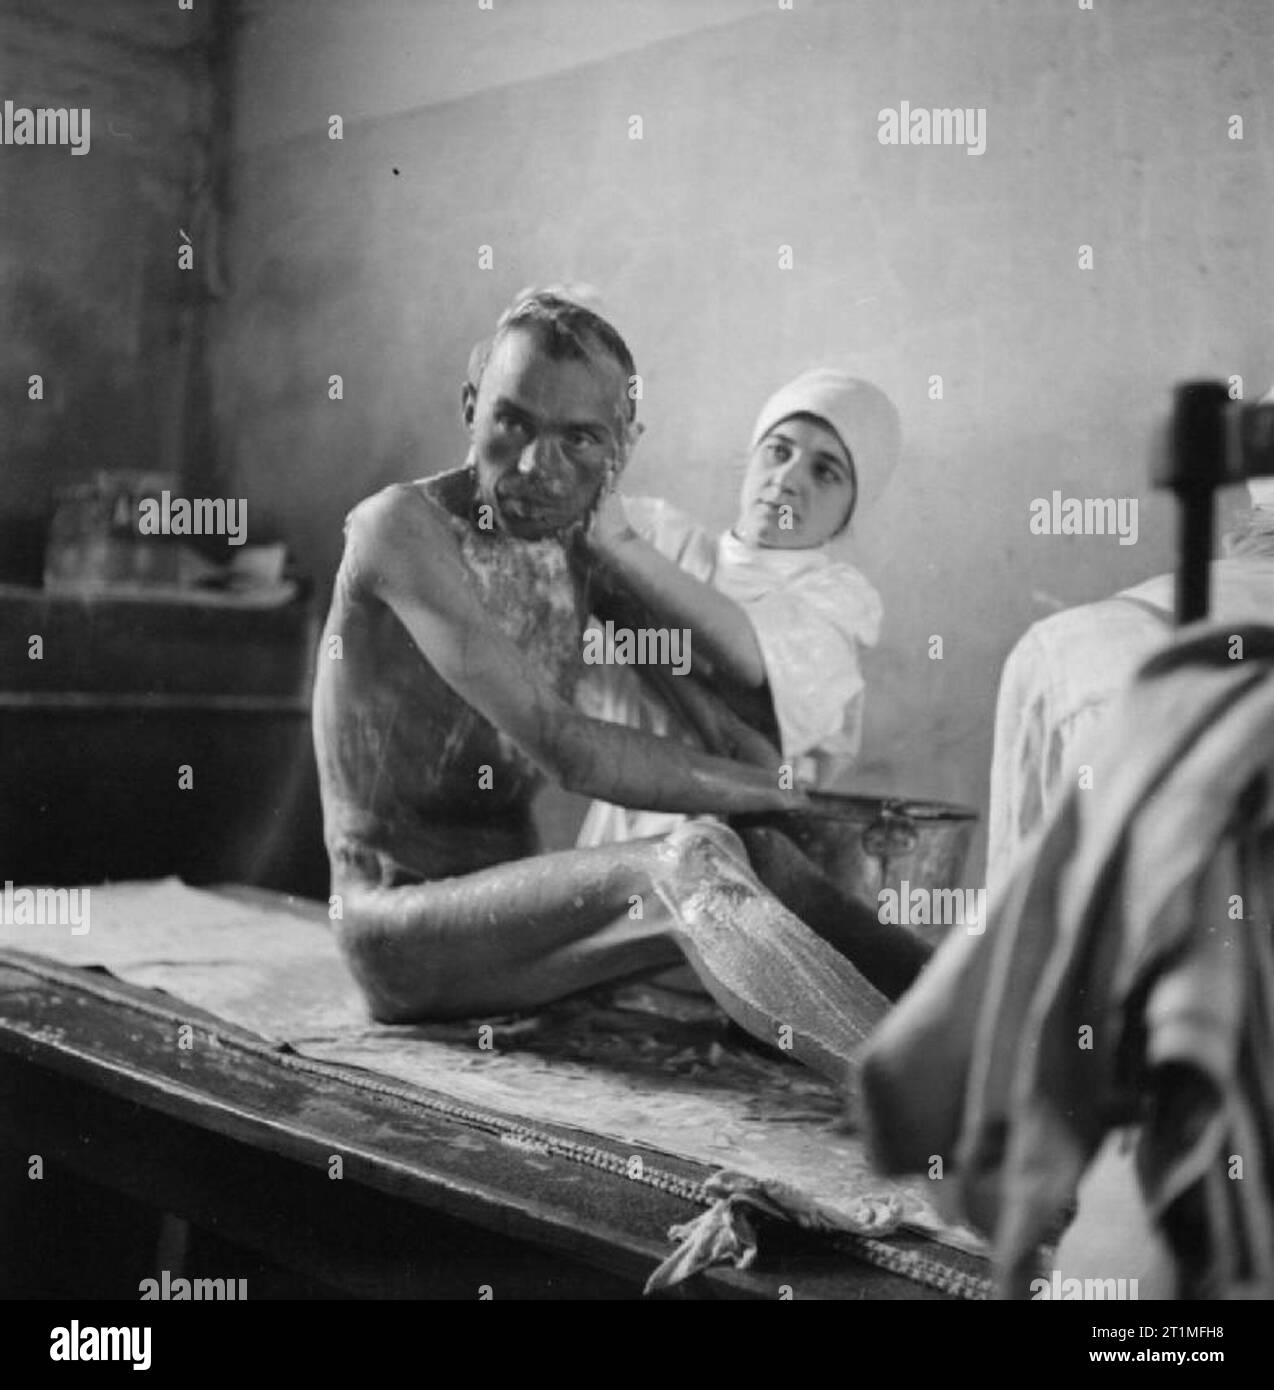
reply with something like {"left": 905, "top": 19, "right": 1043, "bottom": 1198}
{"left": 614, "top": 663, "right": 932, "bottom": 999}
{"left": 335, "top": 836, "right": 684, "bottom": 1021}
{"left": 334, "top": 821, "right": 894, "bottom": 1088}
{"left": 649, "top": 820, "right": 891, "bottom": 1090}
{"left": 733, "top": 823, "right": 933, "bottom": 1001}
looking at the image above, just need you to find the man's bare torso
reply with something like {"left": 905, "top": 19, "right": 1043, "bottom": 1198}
{"left": 313, "top": 469, "right": 590, "bottom": 884}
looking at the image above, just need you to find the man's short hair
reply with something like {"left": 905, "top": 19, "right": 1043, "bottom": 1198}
{"left": 466, "top": 337, "right": 492, "bottom": 390}
{"left": 470, "top": 291, "right": 637, "bottom": 422}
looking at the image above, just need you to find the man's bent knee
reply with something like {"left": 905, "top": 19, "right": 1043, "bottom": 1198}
{"left": 661, "top": 817, "right": 748, "bottom": 871}
{"left": 334, "top": 908, "right": 452, "bottom": 1022}
{"left": 336, "top": 906, "right": 524, "bottom": 1023}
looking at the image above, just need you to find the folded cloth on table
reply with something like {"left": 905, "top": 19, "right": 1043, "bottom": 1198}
{"left": 644, "top": 1168, "right": 903, "bottom": 1293}
{"left": 862, "top": 623, "right": 1274, "bottom": 1299}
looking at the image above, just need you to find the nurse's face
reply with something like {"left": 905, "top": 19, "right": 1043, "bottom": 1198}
{"left": 734, "top": 414, "right": 857, "bottom": 549}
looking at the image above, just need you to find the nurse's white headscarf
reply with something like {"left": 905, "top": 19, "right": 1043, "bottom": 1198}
{"left": 750, "top": 369, "right": 902, "bottom": 518}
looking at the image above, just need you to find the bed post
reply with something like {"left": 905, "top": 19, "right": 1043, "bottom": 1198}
{"left": 1159, "top": 380, "right": 1229, "bottom": 626}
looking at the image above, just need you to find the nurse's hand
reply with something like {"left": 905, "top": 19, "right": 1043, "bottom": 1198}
{"left": 588, "top": 485, "right": 638, "bottom": 554}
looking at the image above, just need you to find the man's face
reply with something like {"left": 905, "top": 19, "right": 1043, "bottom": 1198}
{"left": 468, "top": 327, "right": 630, "bottom": 540}
{"left": 734, "top": 414, "right": 857, "bottom": 549}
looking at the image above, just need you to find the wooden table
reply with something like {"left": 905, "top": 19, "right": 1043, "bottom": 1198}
{"left": 0, "top": 945, "right": 974, "bottom": 1300}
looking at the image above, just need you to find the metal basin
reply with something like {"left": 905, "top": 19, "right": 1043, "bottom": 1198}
{"left": 759, "top": 793, "right": 979, "bottom": 946}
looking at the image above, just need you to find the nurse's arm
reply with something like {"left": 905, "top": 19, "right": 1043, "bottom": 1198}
{"left": 585, "top": 492, "right": 766, "bottom": 688}
{"left": 348, "top": 486, "right": 800, "bottom": 816}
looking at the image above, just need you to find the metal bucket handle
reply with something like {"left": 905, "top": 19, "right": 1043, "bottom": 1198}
{"left": 861, "top": 800, "right": 919, "bottom": 861}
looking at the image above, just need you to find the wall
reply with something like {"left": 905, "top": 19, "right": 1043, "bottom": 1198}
{"left": 213, "top": 0, "right": 1274, "bottom": 871}
{"left": 0, "top": 0, "right": 225, "bottom": 582}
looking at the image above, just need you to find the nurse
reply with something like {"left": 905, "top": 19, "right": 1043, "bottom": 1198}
{"left": 578, "top": 367, "right": 900, "bottom": 844}
{"left": 577, "top": 369, "right": 932, "bottom": 1000}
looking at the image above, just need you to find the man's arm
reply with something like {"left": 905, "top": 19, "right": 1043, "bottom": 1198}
{"left": 582, "top": 543, "right": 780, "bottom": 755}
{"left": 585, "top": 492, "right": 767, "bottom": 688}
{"left": 348, "top": 486, "right": 800, "bottom": 816}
